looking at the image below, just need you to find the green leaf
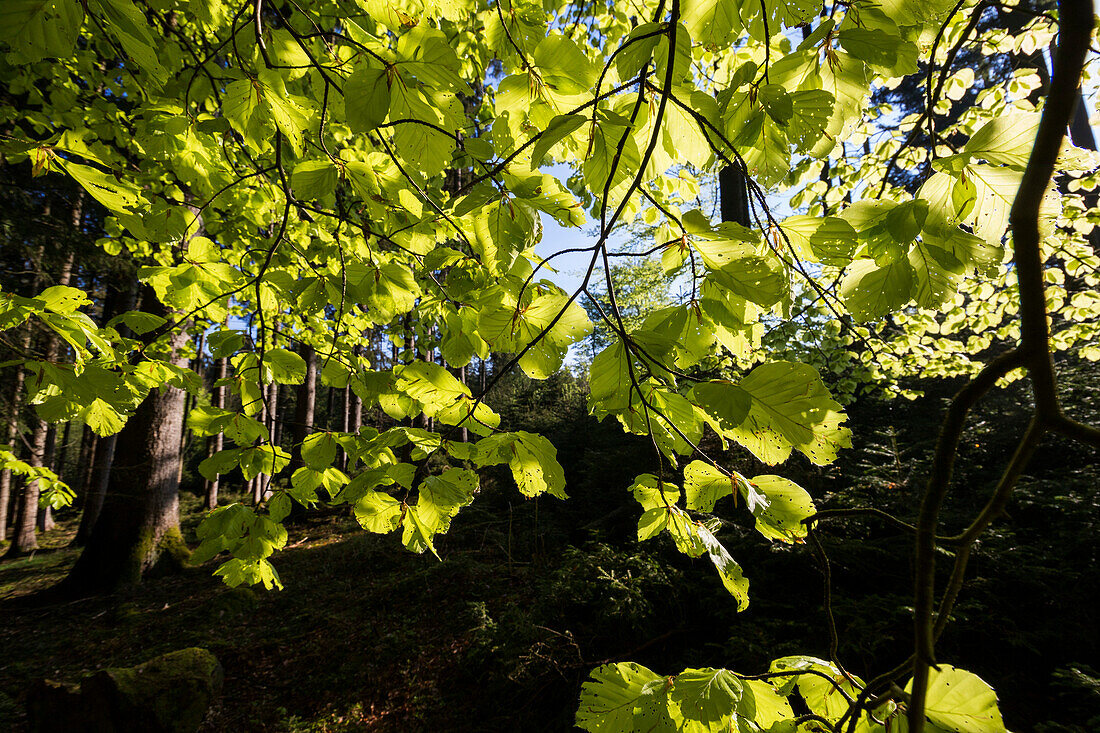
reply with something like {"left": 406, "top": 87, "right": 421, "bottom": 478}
{"left": 837, "top": 27, "right": 914, "bottom": 75}
{"left": 630, "top": 473, "right": 680, "bottom": 510}
{"left": 301, "top": 432, "right": 339, "bottom": 470}
{"left": 208, "top": 330, "right": 245, "bottom": 358}
{"left": 782, "top": 215, "right": 857, "bottom": 265}
{"left": 80, "top": 398, "right": 125, "bottom": 436}
{"left": 841, "top": 257, "right": 915, "bottom": 321}
{"left": 965, "top": 164, "right": 1022, "bottom": 243}
{"left": 345, "top": 66, "right": 392, "bottom": 133}
{"left": 770, "top": 656, "right": 860, "bottom": 721}
{"left": 576, "top": 662, "right": 662, "bottom": 733}
{"left": 788, "top": 90, "right": 835, "bottom": 152}
{"left": 353, "top": 490, "right": 403, "bottom": 534}
{"left": 507, "top": 431, "right": 568, "bottom": 499}
{"left": 58, "top": 159, "right": 142, "bottom": 213}
{"left": 683, "top": 461, "right": 733, "bottom": 512}
{"left": 214, "top": 557, "right": 284, "bottom": 590}
{"left": 884, "top": 199, "right": 929, "bottom": 244}
{"left": 681, "top": 0, "right": 740, "bottom": 47}
{"left": 615, "top": 23, "right": 662, "bottom": 80}
{"left": 691, "top": 381, "right": 751, "bottom": 432}
{"left": 730, "top": 362, "right": 852, "bottom": 466}
{"left": 402, "top": 467, "right": 479, "bottom": 554}
{"left": 199, "top": 449, "right": 242, "bottom": 481}
{"left": 669, "top": 668, "right": 743, "bottom": 728}
{"left": 88, "top": 0, "right": 167, "bottom": 84}
{"left": 267, "top": 492, "right": 292, "bottom": 523}
{"left": 759, "top": 84, "right": 793, "bottom": 126}
{"left": 909, "top": 242, "right": 961, "bottom": 309}
{"left": 107, "top": 310, "right": 166, "bottom": 335}
{"left": 748, "top": 475, "right": 814, "bottom": 543}
{"left": 292, "top": 160, "right": 338, "bottom": 201}
{"left": 263, "top": 348, "right": 307, "bottom": 384}
{"left": 0, "top": 0, "right": 83, "bottom": 62}
{"left": 398, "top": 360, "right": 469, "bottom": 410}
{"left": 697, "top": 524, "right": 749, "bottom": 610}
{"left": 964, "top": 112, "right": 1039, "bottom": 168}
{"left": 906, "top": 665, "right": 1006, "bottom": 733}
{"left": 258, "top": 69, "right": 310, "bottom": 154}
{"left": 710, "top": 256, "right": 787, "bottom": 307}
{"left": 739, "top": 680, "right": 794, "bottom": 729}
{"left": 531, "top": 114, "right": 586, "bottom": 164}
{"left": 38, "top": 285, "right": 90, "bottom": 314}
{"left": 588, "top": 341, "right": 632, "bottom": 412}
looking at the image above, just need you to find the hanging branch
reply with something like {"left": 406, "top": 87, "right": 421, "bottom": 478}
{"left": 908, "top": 1, "right": 1097, "bottom": 729}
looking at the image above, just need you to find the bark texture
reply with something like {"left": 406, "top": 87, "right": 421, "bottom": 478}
{"left": 58, "top": 324, "right": 191, "bottom": 596}
{"left": 288, "top": 344, "right": 317, "bottom": 474}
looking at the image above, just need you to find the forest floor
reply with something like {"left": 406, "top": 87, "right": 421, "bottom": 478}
{"left": 0, "top": 492, "right": 591, "bottom": 732}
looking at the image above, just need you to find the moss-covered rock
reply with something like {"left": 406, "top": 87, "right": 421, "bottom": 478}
{"left": 27, "top": 647, "right": 223, "bottom": 733}
{"left": 208, "top": 586, "right": 258, "bottom": 620}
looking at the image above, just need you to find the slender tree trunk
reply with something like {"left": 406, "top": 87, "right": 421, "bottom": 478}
{"left": 1070, "top": 91, "right": 1096, "bottom": 149}
{"left": 719, "top": 164, "right": 751, "bottom": 227}
{"left": 5, "top": 423, "right": 49, "bottom": 556}
{"left": 287, "top": 344, "right": 317, "bottom": 478}
{"left": 74, "top": 433, "right": 116, "bottom": 546}
{"left": 458, "top": 365, "right": 468, "bottom": 443}
{"left": 1, "top": 202, "right": 57, "bottom": 540}
{"left": 260, "top": 381, "right": 278, "bottom": 501}
{"left": 74, "top": 425, "right": 97, "bottom": 507}
{"left": 339, "top": 384, "right": 350, "bottom": 469}
{"left": 58, "top": 321, "right": 191, "bottom": 596}
{"left": 413, "top": 332, "right": 430, "bottom": 431}
{"left": 7, "top": 244, "right": 77, "bottom": 554}
{"left": 0, "top": 360, "right": 29, "bottom": 540}
{"left": 325, "top": 383, "right": 336, "bottom": 431}
{"left": 37, "top": 423, "right": 60, "bottom": 532}
{"left": 55, "top": 420, "right": 72, "bottom": 481}
{"left": 351, "top": 385, "right": 363, "bottom": 434}
{"left": 204, "top": 354, "right": 228, "bottom": 509}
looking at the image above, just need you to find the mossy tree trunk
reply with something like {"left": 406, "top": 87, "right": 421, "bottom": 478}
{"left": 58, "top": 320, "right": 191, "bottom": 596}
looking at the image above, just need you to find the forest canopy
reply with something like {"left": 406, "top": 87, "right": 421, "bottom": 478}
{"left": 2, "top": 0, "right": 1100, "bottom": 730}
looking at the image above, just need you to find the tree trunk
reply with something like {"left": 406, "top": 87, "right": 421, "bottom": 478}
{"left": 289, "top": 345, "right": 317, "bottom": 469}
{"left": 57, "top": 308, "right": 191, "bottom": 596}
{"left": 351, "top": 384, "right": 363, "bottom": 435}
{"left": 5, "top": 422, "right": 49, "bottom": 556}
{"left": 325, "top": 382, "right": 336, "bottom": 431}
{"left": 0, "top": 361, "right": 28, "bottom": 540}
{"left": 37, "top": 423, "right": 59, "bottom": 532}
{"left": 74, "top": 433, "right": 115, "bottom": 546}
{"left": 258, "top": 381, "right": 278, "bottom": 502}
{"left": 70, "top": 278, "right": 135, "bottom": 545}
{"left": 6, "top": 245, "right": 77, "bottom": 554}
{"left": 339, "top": 384, "right": 350, "bottom": 469}
{"left": 458, "top": 365, "right": 468, "bottom": 443}
{"left": 74, "top": 425, "right": 98, "bottom": 508}
{"left": 720, "top": 164, "right": 752, "bottom": 227}
{"left": 204, "top": 352, "right": 228, "bottom": 510}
